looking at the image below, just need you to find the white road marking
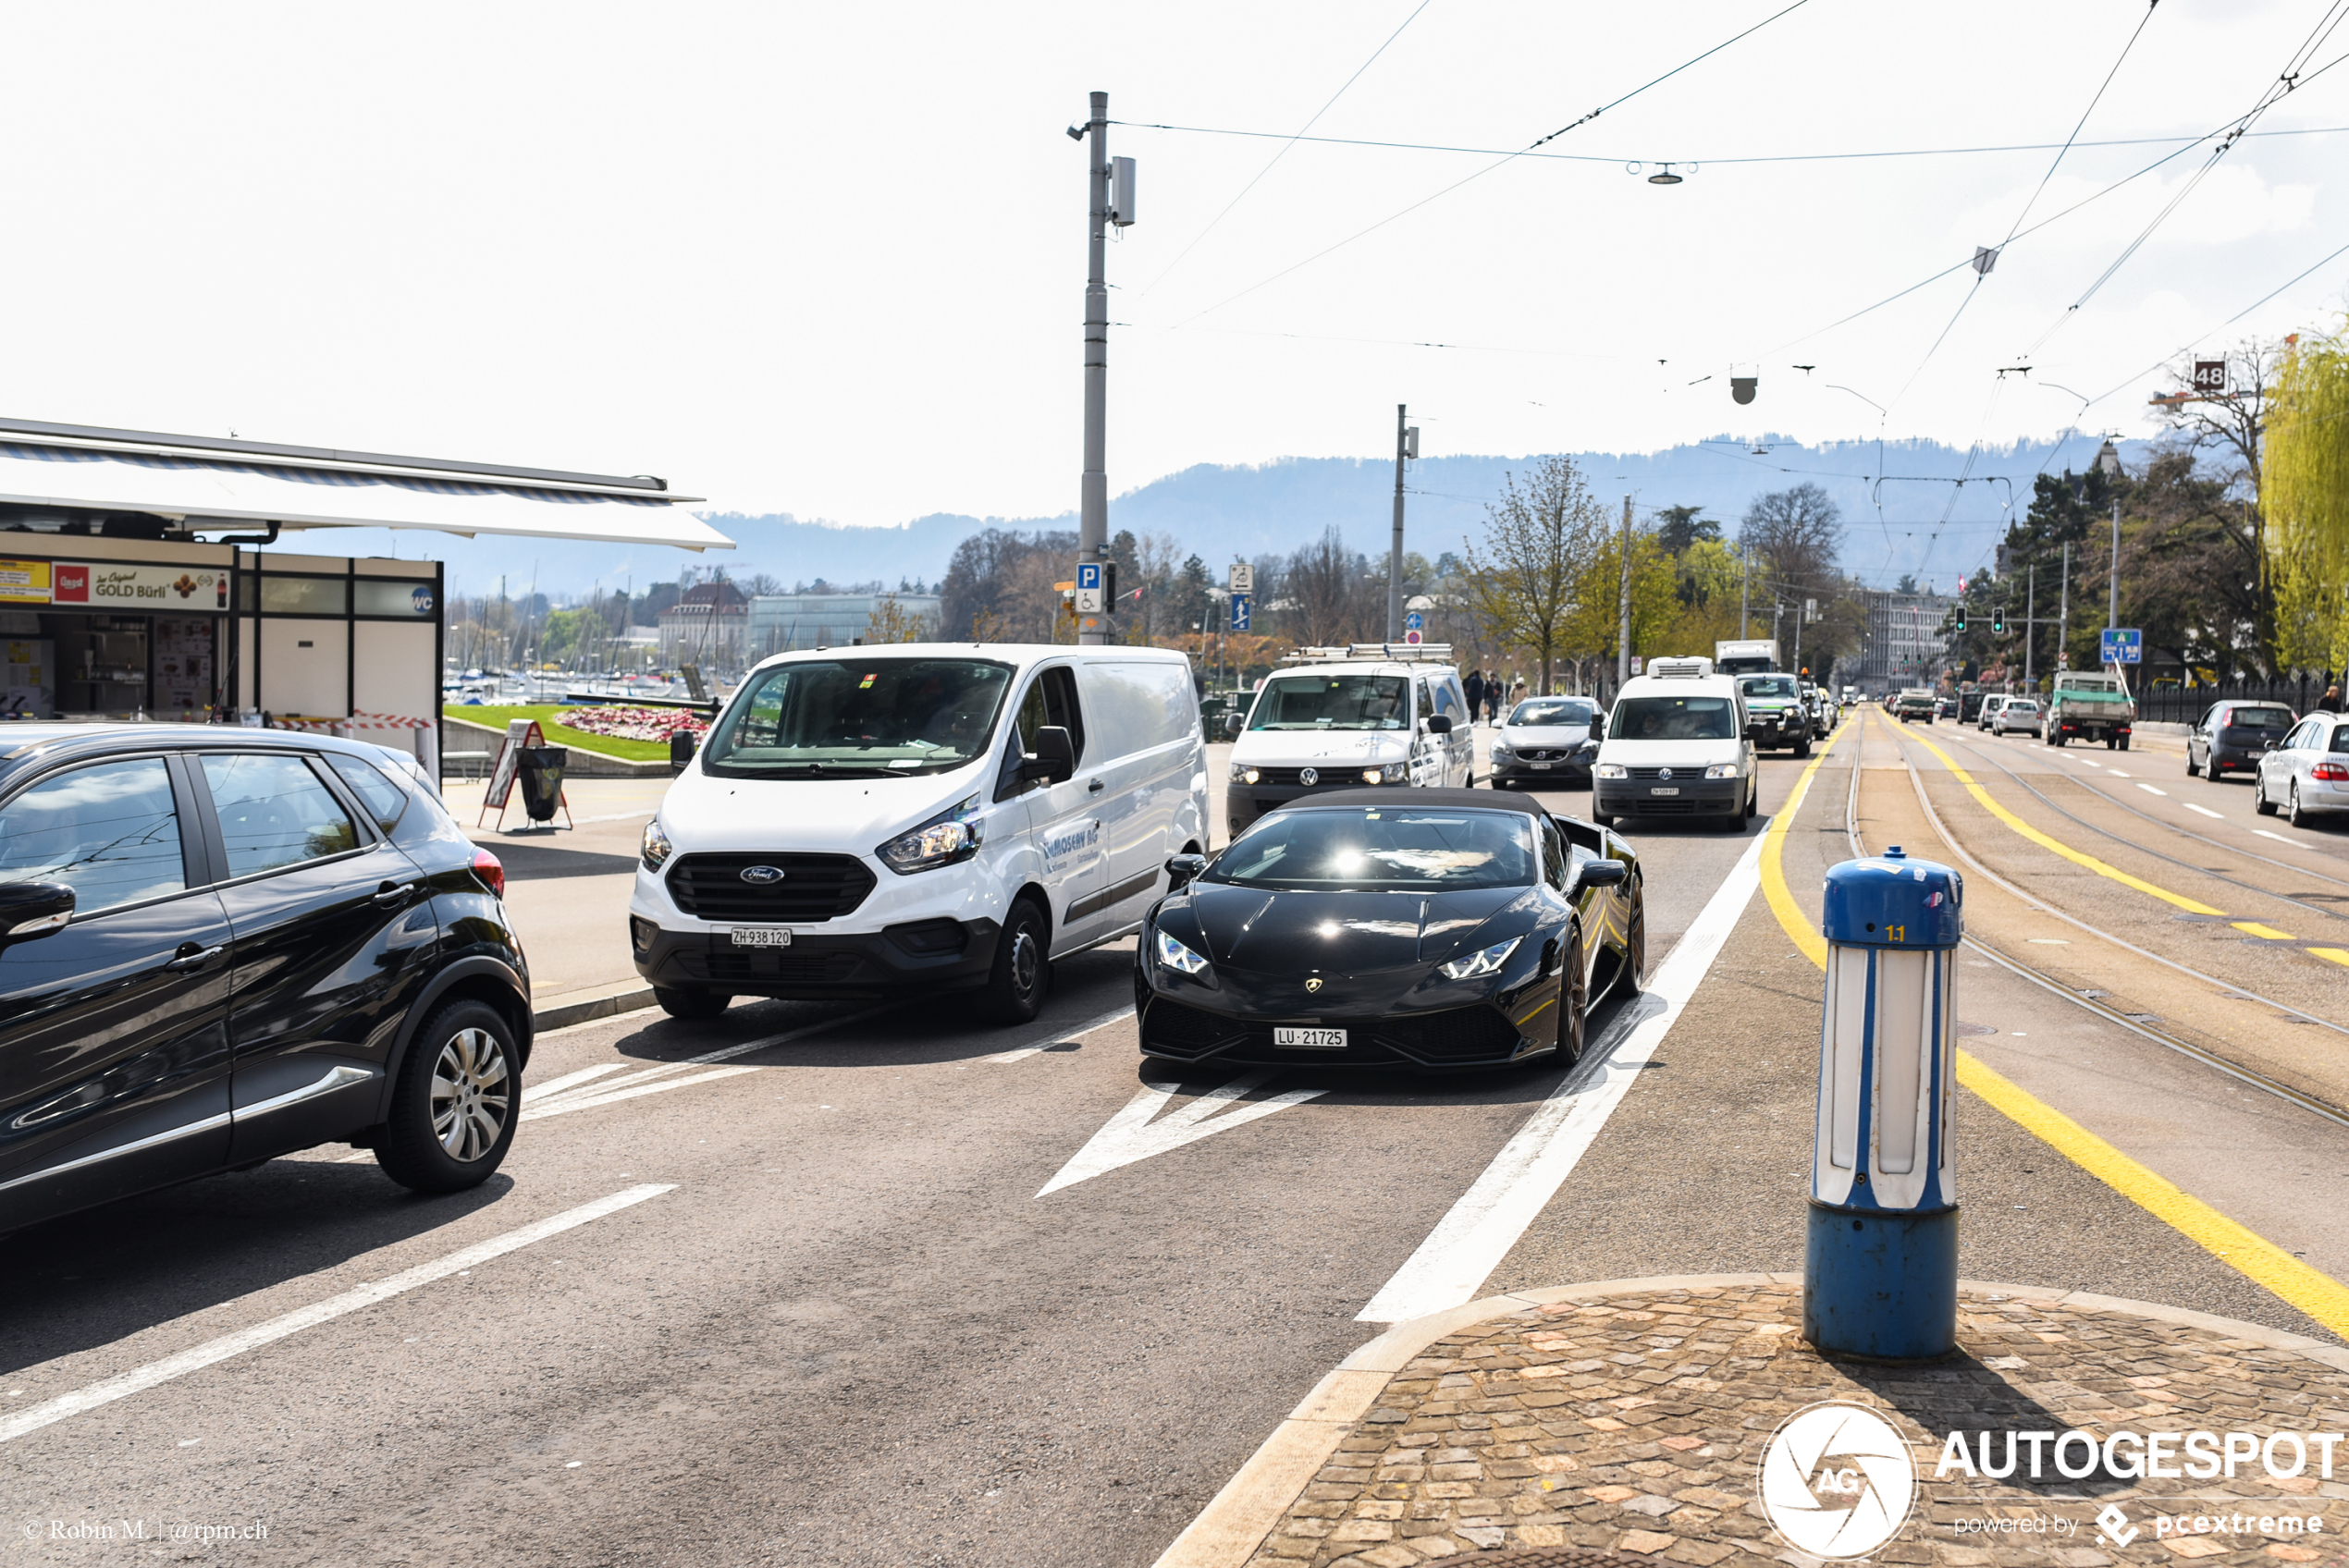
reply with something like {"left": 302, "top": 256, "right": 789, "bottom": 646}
{"left": 2135, "top": 783, "right": 2166, "bottom": 796}
{"left": 1038, "top": 1070, "right": 1326, "bottom": 1197}
{"left": 1355, "top": 827, "right": 1771, "bottom": 1325}
{"left": 522, "top": 1066, "right": 761, "bottom": 1121}
{"left": 2255, "top": 829, "right": 2298, "bottom": 845}
{"left": 0, "top": 1184, "right": 674, "bottom": 1445}
{"left": 2184, "top": 802, "right": 2224, "bottom": 819}
{"left": 2109, "top": 768, "right": 2132, "bottom": 778}
{"left": 523, "top": 1063, "right": 628, "bottom": 1103}
{"left": 983, "top": 1047, "right": 1042, "bottom": 1064}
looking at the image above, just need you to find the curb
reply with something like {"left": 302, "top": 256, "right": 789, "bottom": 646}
{"left": 532, "top": 983, "right": 658, "bottom": 1035}
{"left": 1150, "top": 1272, "right": 2349, "bottom": 1568}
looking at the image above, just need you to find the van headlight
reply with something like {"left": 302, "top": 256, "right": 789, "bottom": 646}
{"left": 877, "top": 794, "right": 984, "bottom": 875}
{"left": 1703, "top": 763, "right": 1740, "bottom": 778}
{"left": 1154, "top": 928, "right": 1212, "bottom": 976}
{"left": 641, "top": 818, "right": 674, "bottom": 871}
{"left": 1229, "top": 762, "right": 1261, "bottom": 784}
{"left": 1439, "top": 936, "right": 1521, "bottom": 980}
{"left": 1593, "top": 763, "right": 1627, "bottom": 779}
{"left": 1361, "top": 762, "right": 1407, "bottom": 783}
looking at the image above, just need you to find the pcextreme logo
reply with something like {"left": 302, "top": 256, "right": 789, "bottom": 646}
{"left": 1758, "top": 1401, "right": 1918, "bottom": 1560}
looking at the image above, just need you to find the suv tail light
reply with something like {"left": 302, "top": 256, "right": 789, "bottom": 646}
{"left": 2313, "top": 762, "right": 2349, "bottom": 782}
{"left": 472, "top": 847, "right": 507, "bottom": 897}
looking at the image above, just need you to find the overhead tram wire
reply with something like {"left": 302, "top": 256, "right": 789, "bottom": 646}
{"left": 2077, "top": 236, "right": 2349, "bottom": 412}
{"left": 2023, "top": 10, "right": 2349, "bottom": 355}
{"left": 1136, "top": 0, "right": 1433, "bottom": 300}
{"left": 1164, "top": 0, "right": 1814, "bottom": 327}
{"left": 1880, "top": 1, "right": 2162, "bottom": 414}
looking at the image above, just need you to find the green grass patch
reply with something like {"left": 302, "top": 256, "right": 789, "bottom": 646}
{"left": 442, "top": 704, "right": 677, "bottom": 763}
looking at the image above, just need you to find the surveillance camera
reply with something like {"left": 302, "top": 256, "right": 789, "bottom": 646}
{"left": 1065, "top": 125, "right": 1085, "bottom": 141}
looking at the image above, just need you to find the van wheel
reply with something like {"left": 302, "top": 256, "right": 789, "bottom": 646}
{"left": 978, "top": 896, "right": 1052, "bottom": 1024}
{"left": 376, "top": 1000, "right": 518, "bottom": 1193}
{"left": 654, "top": 986, "right": 731, "bottom": 1021}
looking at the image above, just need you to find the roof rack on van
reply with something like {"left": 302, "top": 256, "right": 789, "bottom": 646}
{"left": 1645, "top": 656, "right": 1715, "bottom": 679}
{"left": 1283, "top": 643, "right": 1456, "bottom": 664}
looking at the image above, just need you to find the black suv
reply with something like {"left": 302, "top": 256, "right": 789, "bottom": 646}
{"left": 0, "top": 726, "right": 529, "bottom": 1232}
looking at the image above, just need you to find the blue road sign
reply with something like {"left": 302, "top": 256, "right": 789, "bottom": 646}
{"left": 1230, "top": 594, "right": 1251, "bottom": 632}
{"left": 1076, "top": 562, "right": 1102, "bottom": 592}
{"left": 1403, "top": 609, "right": 1424, "bottom": 631}
{"left": 2099, "top": 627, "right": 2143, "bottom": 665}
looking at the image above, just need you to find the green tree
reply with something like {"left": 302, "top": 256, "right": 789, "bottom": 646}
{"left": 2267, "top": 315, "right": 2349, "bottom": 673}
{"left": 1654, "top": 505, "right": 1719, "bottom": 557}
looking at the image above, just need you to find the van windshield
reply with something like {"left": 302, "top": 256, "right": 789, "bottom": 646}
{"left": 702, "top": 658, "right": 1015, "bottom": 778}
{"left": 1248, "top": 675, "right": 1408, "bottom": 730}
{"left": 1609, "top": 696, "right": 1737, "bottom": 741}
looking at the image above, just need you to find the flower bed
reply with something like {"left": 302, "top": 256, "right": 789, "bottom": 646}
{"left": 556, "top": 706, "right": 710, "bottom": 743}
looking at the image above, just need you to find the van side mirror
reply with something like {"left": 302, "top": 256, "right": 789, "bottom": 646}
{"left": 669, "top": 729, "right": 698, "bottom": 776}
{"left": 0, "top": 881, "right": 75, "bottom": 942}
{"left": 1574, "top": 858, "right": 1629, "bottom": 888}
{"left": 1022, "top": 725, "right": 1076, "bottom": 785}
{"left": 1425, "top": 714, "right": 1453, "bottom": 735}
{"left": 1224, "top": 712, "right": 1247, "bottom": 737}
{"left": 1588, "top": 715, "right": 1606, "bottom": 740}
{"left": 1164, "top": 852, "right": 1209, "bottom": 888}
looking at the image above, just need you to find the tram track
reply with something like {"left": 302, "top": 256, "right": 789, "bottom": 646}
{"left": 1920, "top": 723, "right": 2349, "bottom": 925}
{"left": 1842, "top": 707, "right": 2349, "bottom": 1131}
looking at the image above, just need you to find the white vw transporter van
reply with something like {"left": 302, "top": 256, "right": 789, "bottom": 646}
{"left": 1224, "top": 644, "right": 1473, "bottom": 838}
{"left": 631, "top": 644, "right": 1208, "bottom": 1025}
{"left": 1590, "top": 657, "right": 1757, "bottom": 831}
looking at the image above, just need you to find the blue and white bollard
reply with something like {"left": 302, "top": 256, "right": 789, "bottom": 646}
{"left": 1804, "top": 845, "right": 1962, "bottom": 1359}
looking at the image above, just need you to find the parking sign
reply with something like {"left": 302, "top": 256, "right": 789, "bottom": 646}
{"left": 2099, "top": 627, "right": 2142, "bottom": 665}
{"left": 1075, "top": 561, "right": 1104, "bottom": 614}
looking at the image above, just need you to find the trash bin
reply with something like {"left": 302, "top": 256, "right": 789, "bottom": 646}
{"left": 515, "top": 746, "right": 567, "bottom": 824}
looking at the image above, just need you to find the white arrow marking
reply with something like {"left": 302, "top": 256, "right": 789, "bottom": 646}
{"left": 1038, "top": 1070, "right": 1326, "bottom": 1196}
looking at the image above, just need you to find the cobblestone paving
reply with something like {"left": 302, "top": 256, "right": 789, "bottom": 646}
{"left": 1245, "top": 1284, "right": 2349, "bottom": 1568}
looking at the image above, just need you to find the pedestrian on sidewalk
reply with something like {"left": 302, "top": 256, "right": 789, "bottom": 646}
{"left": 1463, "top": 668, "right": 1486, "bottom": 725}
{"left": 2321, "top": 681, "right": 2343, "bottom": 714}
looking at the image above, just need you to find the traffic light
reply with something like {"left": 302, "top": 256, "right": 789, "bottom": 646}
{"left": 1992, "top": 606, "right": 2006, "bottom": 635}
{"left": 1953, "top": 605, "right": 1968, "bottom": 632}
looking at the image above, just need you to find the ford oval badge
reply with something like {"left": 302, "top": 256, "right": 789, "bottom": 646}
{"left": 739, "top": 864, "right": 786, "bottom": 885}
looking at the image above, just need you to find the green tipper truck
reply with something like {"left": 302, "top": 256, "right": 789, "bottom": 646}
{"left": 2048, "top": 670, "right": 2136, "bottom": 749}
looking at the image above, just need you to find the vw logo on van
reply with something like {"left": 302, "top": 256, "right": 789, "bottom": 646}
{"left": 739, "top": 864, "right": 787, "bottom": 886}
{"left": 1658, "top": 767, "right": 1674, "bottom": 781}
{"left": 1299, "top": 767, "right": 1320, "bottom": 786}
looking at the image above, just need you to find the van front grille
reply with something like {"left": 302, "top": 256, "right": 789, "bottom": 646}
{"left": 665, "top": 853, "right": 875, "bottom": 923}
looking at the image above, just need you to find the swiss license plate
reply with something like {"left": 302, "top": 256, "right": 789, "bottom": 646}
{"left": 1531, "top": 761, "right": 1551, "bottom": 770}
{"left": 1650, "top": 786, "right": 1680, "bottom": 796}
{"left": 1274, "top": 1026, "right": 1347, "bottom": 1050}
{"left": 729, "top": 926, "right": 793, "bottom": 949}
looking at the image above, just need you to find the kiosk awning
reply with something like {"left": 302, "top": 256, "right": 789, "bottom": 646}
{"left": 0, "top": 421, "right": 732, "bottom": 552}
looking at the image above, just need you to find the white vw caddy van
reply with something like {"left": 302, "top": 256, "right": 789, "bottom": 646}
{"left": 1224, "top": 644, "right": 1473, "bottom": 838}
{"left": 631, "top": 643, "right": 1208, "bottom": 1026}
{"left": 1590, "top": 656, "right": 1757, "bottom": 831}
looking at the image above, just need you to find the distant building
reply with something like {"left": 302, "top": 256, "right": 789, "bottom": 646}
{"left": 658, "top": 580, "right": 751, "bottom": 670}
{"left": 1858, "top": 590, "right": 1953, "bottom": 691}
{"left": 748, "top": 593, "right": 941, "bottom": 656}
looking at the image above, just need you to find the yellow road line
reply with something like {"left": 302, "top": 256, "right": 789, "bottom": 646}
{"left": 1899, "top": 729, "right": 2224, "bottom": 915}
{"left": 1758, "top": 729, "right": 1838, "bottom": 971}
{"left": 1765, "top": 710, "right": 2349, "bottom": 1339}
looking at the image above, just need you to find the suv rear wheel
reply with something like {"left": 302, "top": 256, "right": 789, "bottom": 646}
{"left": 377, "top": 1000, "right": 520, "bottom": 1193}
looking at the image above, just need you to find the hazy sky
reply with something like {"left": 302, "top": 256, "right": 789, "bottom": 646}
{"left": 3, "top": 2, "right": 2341, "bottom": 533}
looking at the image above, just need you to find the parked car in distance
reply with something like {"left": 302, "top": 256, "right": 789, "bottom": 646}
{"left": 2187, "top": 702, "right": 2295, "bottom": 778}
{"left": 1992, "top": 699, "right": 2043, "bottom": 737}
{"left": 1935, "top": 696, "right": 1959, "bottom": 719}
{"left": 1135, "top": 789, "right": 1642, "bottom": 1072}
{"left": 1489, "top": 695, "right": 1600, "bottom": 790}
{"left": 1978, "top": 694, "right": 2010, "bottom": 731}
{"left": 0, "top": 727, "right": 525, "bottom": 1234}
{"left": 2255, "top": 713, "right": 2349, "bottom": 827}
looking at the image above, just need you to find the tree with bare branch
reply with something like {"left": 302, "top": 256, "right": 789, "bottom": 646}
{"left": 1461, "top": 456, "right": 1608, "bottom": 695}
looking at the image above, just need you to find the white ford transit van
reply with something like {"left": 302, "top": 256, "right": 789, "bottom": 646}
{"left": 1224, "top": 645, "right": 1473, "bottom": 837}
{"left": 1590, "top": 657, "right": 1757, "bottom": 831}
{"left": 630, "top": 643, "right": 1209, "bottom": 1025}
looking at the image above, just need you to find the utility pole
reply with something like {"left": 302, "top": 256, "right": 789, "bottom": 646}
{"left": 2024, "top": 563, "right": 2035, "bottom": 690}
{"left": 1740, "top": 550, "right": 1750, "bottom": 638}
{"left": 1386, "top": 405, "right": 1411, "bottom": 642}
{"left": 1617, "top": 496, "right": 1633, "bottom": 691}
{"left": 2058, "top": 542, "right": 2071, "bottom": 670}
{"left": 2107, "top": 495, "right": 2121, "bottom": 639}
{"left": 1076, "top": 91, "right": 1112, "bottom": 645}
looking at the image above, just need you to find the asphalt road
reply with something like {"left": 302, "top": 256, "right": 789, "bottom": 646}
{"left": 4, "top": 716, "right": 2343, "bottom": 1567}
